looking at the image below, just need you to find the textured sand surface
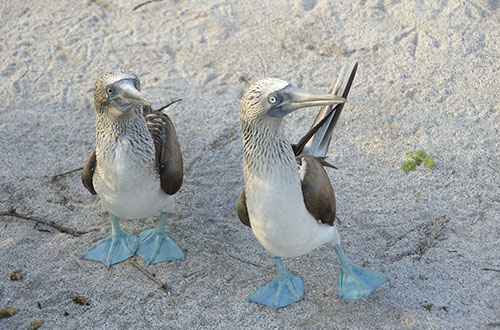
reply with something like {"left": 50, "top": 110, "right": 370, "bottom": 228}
{"left": 1, "top": 0, "right": 499, "bottom": 329}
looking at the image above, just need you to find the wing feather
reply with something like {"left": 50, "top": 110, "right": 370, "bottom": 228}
{"left": 145, "top": 111, "right": 183, "bottom": 195}
{"left": 297, "top": 155, "right": 336, "bottom": 226}
{"left": 82, "top": 147, "right": 97, "bottom": 195}
{"left": 236, "top": 189, "right": 251, "bottom": 227}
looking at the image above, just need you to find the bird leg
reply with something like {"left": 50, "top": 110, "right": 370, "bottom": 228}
{"left": 249, "top": 257, "right": 304, "bottom": 309}
{"left": 333, "top": 244, "right": 387, "bottom": 299}
{"left": 136, "top": 212, "right": 185, "bottom": 265}
{"left": 82, "top": 214, "right": 139, "bottom": 267}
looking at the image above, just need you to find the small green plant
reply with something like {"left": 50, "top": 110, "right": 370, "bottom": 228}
{"left": 402, "top": 150, "right": 434, "bottom": 173}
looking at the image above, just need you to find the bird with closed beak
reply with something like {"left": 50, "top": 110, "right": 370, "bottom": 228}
{"left": 82, "top": 69, "right": 184, "bottom": 267}
{"left": 237, "top": 63, "right": 387, "bottom": 309}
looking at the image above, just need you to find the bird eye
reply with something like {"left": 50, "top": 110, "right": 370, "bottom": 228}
{"left": 268, "top": 96, "right": 277, "bottom": 104}
{"left": 106, "top": 87, "right": 113, "bottom": 94}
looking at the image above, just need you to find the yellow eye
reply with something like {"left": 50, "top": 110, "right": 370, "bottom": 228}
{"left": 269, "top": 96, "right": 277, "bottom": 104}
{"left": 106, "top": 87, "right": 113, "bottom": 94}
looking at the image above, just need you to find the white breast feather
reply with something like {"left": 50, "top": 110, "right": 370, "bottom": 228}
{"left": 246, "top": 168, "right": 339, "bottom": 257}
{"left": 94, "top": 140, "right": 174, "bottom": 220}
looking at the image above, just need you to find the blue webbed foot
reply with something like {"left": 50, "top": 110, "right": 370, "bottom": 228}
{"left": 249, "top": 257, "right": 304, "bottom": 309}
{"left": 136, "top": 229, "right": 185, "bottom": 264}
{"left": 136, "top": 212, "right": 184, "bottom": 265}
{"left": 334, "top": 244, "right": 387, "bottom": 299}
{"left": 83, "top": 232, "right": 138, "bottom": 267}
{"left": 83, "top": 214, "right": 138, "bottom": 267}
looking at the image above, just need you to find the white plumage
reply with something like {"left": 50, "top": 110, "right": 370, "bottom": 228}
{"left": 93, "top": 137, "right": 175, "bottom": 220}
{"left": 237, "top": 65, "right": 386, "bottom": 308}
{"left": 245, "top": 156, "right": 339, "bottom": 258}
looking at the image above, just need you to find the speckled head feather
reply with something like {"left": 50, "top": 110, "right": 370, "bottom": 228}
{"left": 240, "top": 78, "right": 290, "bottom": 122}
{"left": 94, "top": 69, "right": 140, "bottom": 111}
{"left": 240, "top": 78, "right": 294, "bottom": 172}
{"left": 240, "top": 77, "right": 347, "bottom": 173}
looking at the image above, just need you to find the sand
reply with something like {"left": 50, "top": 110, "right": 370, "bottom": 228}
{"left": 1, "top": 0, "right": 499, "bottom": 328}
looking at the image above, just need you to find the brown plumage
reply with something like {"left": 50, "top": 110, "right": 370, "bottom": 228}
{"left": 146, "top": 111, "right": 183, "bottom": 195}
{"left": 82, "top": 148, "right": 97, "bottom": 195}
{"left": 298, "top": 155, "right": 336, "bottom": 226}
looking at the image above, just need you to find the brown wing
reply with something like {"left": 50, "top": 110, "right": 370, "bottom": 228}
{"left": 145, "top": 111, "right": 183, "bottom": 195}
{"left": 297, "top": 154, "right": 336, "bottom": 226}
{"left": 236, "top": 189, "right": 251, "bottom": 227}
{"left": 82, "top": 147, "right": 97, "bottom": 195}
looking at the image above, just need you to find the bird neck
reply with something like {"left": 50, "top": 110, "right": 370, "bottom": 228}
{"left": 95, "top": 107, "right": 153, "bottom": 157}
{"left": 241, "top": 117, "right": 296, "bottom": 175}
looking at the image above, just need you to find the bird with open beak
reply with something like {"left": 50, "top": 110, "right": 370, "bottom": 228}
{"left": 81, "top": 69, "right": 184, "bottom": 267}
{"left": 237, "top": 63, "right": 387, "bottom": 309}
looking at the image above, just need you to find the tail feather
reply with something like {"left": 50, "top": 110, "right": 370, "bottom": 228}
{"left": 297, "top": 62, "right": 358, "bottom": 158}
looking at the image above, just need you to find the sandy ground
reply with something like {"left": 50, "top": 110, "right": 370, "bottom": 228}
{"left": 1, "top": 0, "right": 499, "bottom": 329}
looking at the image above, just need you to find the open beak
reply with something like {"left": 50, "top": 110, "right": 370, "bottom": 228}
{"left": 280, "top": 86, "right": 346, "bottom": 113}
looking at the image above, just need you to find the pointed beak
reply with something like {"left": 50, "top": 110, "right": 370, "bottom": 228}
{"left": 115, "top": 81, "right": 150, "bottom": 107}
{"left": 108, "top": 79, "right": 150, "bottom": 113}
{"left": 280, "top": 86, "right": 346, "bottom": 112}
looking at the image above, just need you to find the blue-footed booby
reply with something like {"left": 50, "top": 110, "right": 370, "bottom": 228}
{"left": 237, "top": 63, "right": 387, "bottom": 309}
{"left": 81, "top": 69, "right": 184, "bottom": 267}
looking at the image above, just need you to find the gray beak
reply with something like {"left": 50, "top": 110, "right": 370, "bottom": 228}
{"left": 108, "top": 80, "right": 150, "bottom": 113}
{"left": 268, "top": 85, "right": 346, "bottom": 118}
{"left": 280, "top": 86, "right": 346, "bottom": 112}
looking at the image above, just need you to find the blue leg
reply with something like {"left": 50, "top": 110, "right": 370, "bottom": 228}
{"left": 82, "top": 214, "right": 138, "bottom": 267}
{"left": 249, "top": 257, "right": 304, "bottom": 309}
{"left": 136, "top": 212, "right": 185, "bottom": 265}
{"left": 334, "top": 244, "right": 387, "bottom": 299}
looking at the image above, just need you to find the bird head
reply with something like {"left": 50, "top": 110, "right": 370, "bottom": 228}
{"left": 94, "top": 70, "right": 150, "bottom": 118}
{"left": 240, "top": 78, "right": 346, "bottom": 123}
